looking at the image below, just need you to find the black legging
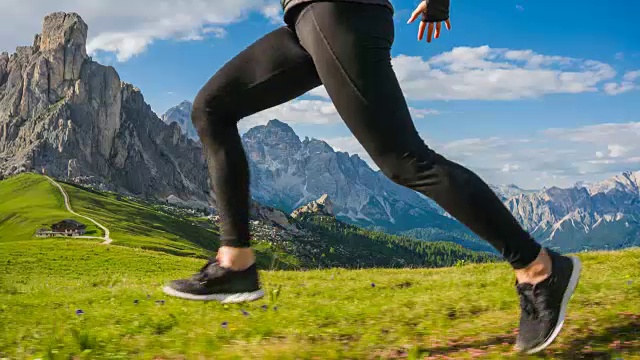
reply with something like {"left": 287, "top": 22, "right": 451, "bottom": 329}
{"left": 191, "top": 2, "right": 542, "bottom": 269}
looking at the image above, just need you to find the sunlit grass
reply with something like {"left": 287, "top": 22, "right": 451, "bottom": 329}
{"left": 1, "top": 240, "right": 638, "bottom": 359}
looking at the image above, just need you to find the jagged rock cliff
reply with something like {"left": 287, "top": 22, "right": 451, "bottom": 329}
{"left": 0, "top": 13, "right": 210, "bottom": 204}
{"left": 291, "top": 194, "right": 334, "bottom": 218}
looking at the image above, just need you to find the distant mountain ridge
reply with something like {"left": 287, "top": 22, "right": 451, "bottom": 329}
{"left": 239, "top": 119, "right": 488, "bottom": 250}
{"left": 504, "top": 171, "right": 640, "bottom": 252}
{"left": 162, "top": 101, "right": 640, "bottom": 253}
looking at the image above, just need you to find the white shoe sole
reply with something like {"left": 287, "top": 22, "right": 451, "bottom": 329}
{"left": 162, "top": 286, "right": 265, "bottom": 303}
{"left": 521, "top": 256, "right": 582, "bottom": 354}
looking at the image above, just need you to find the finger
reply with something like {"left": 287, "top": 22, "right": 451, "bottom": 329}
{"left": 407, "top": 3, "right": 426, "bottom": 23}
{"left": 427, "top": 22, "right": 434, "bottom": 43}
{"left": 435, "top": 22, "right": 441, "bottom": 39}
{"left": 445, "top": 19, "right": 452, "bottom": 30}
{"left": 418, "top": 21, "right": 426, "bottom": 40}
{"left": 407, "top": 10, "right": 419, "bottom": 23}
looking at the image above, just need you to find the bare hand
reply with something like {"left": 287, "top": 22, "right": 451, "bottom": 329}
{"left": 407, "top": 1, "right": 452, "bottom": 43}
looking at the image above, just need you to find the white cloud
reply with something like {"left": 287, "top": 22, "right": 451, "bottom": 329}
{"left": 321, "top": 136, "right": 378, "bottom": 170}
{"left": 180, "top": 27, "right": 227, "bottom": 41}
{"left": 241, "top": 99, "right": 341, "bottom": 131}
{"left": 409, "top": 108, "right": 440, "bottom": 118}
{"left": 241, "top": 98, "right": 439, "bottom": 132}
{"left": 320, "top": 121, "right": 640, "bottom": 189}
{"left": 307, "top": 46, "right": 620, "bottom": 101}
{"left": 309, "top": 46, "right": 616, "bottom": 100}
{"left": 395, "top": 46, "right": 617, "bottom": 100}
{"left": 604, "top": 70, "right": 640, "bottom": 95}
{"left": 0, "top": 0, "right": 277, "bottom": 61}
{"left": 502, "top": 164, "right": 521, "bottom": 172}
{"left": 608, "top": 144, "right": 627, "bottom": 158}
{"left": 261, "top": 3, "right": 285, "bottom": 24}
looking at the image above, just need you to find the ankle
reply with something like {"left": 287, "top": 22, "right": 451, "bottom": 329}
{"left": 217, "top": 246, "right": 256, "bottom": 271}
{"left": 515, "top": 248, "right": 552, "bottom": 285}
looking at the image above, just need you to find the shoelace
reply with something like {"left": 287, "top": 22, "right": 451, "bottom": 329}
{"left": 518, "top": 287, "right": 539, "bottom": 317}
{"left": 192, "top": 259, "right": 218, "bottom": 281}
{"left": 518, "top": 277, "right": 556, "bottom": 320}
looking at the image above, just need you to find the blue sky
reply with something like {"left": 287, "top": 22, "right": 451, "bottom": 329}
{"left": 1, "top": 0, "right": 639, "bottom": 189}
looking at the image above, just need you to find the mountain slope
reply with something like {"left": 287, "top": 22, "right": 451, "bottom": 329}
{"left": 0, "top": 12, "right": 210, "bottom": 205}
{"left": 0, "top": 173, "right": 218, "bottom": 257}
{"left": 291, "top": 213, "right": 495, "bottom": 269}
{"left": 0, "top": 173, "right": 103, "bottom": 241}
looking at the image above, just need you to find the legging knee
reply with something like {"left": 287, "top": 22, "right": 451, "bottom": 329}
{"left": 191, "top": 85, "right": 236, "bottom": 145}
{"left": 376, "top": 150, "right": 449, "bottom": 194}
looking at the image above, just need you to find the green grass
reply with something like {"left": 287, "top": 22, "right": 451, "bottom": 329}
{"left": 0, "top": 174, "right": 102, "bottom": 241}
{"left": 59, "top": 181, "right": 219, "bottom": 258}
{"left": 2, "top": 173, "right": 639, "bottom": 358}
{"left": 1, "top": 240, "right": 638, "bottom": 359}
{"left": 0, "top": 173, "right": 296, "bottom": 267}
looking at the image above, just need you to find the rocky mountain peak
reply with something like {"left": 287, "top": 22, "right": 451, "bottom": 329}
{"left": 177, "top": 100, "right": 193, "bottom": 109}
{"left": 585, "top": 170, "right": 640, "bottom": 195}
{"left": 40, "top": 12, "right": 88, "bottom": 52}
{"left": 244, "top": 119, "right": 299, "bottom": 143}
{"left": 290, "top": 194, "right": 334, "bottom": 218}
{"left": 39, "top": 12, "right": 88, "bottom": 82}
{"left": 302, "top": 137, "right": 334, "bottom": 154}
{"left": 0, "top": 12, "right": 210, "bottom": 205}
{"left": 243, "top": 119, "right": 302, "bottom": 158}
{"left": 161, "top": 100, "right": 197, "bottom": 140}
{"left": 266, "top": 119, "right": 294, "bottom": 132}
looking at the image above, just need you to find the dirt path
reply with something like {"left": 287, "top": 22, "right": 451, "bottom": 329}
{"left": 45, "top": 176, "right": 112, "bottom": 244}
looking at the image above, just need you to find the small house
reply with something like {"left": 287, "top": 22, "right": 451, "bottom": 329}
{"left": 51, "top": 219, "right": 87, "bottom": 236}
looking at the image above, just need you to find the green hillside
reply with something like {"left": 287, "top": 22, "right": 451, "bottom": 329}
{"left": 59, "top": 181, "right": 219, "bottom": 258}
{"left": 0, "top": 174, "right": 103, "bottom": 241}
{"left": 0, "top": 173, "right": 218, "bottom": 258}
{"left": 0, "top": 173, "right": 493, "bottom": 269}
{"left": 294, "top": 214, "right": 495, "bottom": 268}
{"left": 1, "top": 240, "right": 638, "bottom": 359}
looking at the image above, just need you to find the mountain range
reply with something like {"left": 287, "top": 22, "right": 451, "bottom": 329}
{"left": 2, "top": 12, "right": 638, "bottom": 255}
{"left": 164, "top": 101, "right": 640, "bottom": 253}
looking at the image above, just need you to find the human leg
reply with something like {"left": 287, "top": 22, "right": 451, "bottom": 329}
{"left": 292, "top": 2, "right": 581, "bottom": 353}
{"left": 163, "top": 25, "right": 321, "bottom": 301}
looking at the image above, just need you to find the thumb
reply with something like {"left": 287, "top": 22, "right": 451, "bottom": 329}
{"left": 407, "top": 2, "right": 427, "bottom": 23}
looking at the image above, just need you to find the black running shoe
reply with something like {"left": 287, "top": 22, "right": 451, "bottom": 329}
{"left": 162, "top": 260, "right": 264, "bottom": 303}
{"left": 515, "top": 248, "right": 582, "bottom": 354}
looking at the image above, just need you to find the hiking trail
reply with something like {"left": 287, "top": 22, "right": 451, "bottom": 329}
{"left": 45, "top": 176, "right": 112, "bottom": 244}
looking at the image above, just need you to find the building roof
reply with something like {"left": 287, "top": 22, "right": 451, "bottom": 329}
{"left": 53, "top": 219, "right": 87, "bottom": 228}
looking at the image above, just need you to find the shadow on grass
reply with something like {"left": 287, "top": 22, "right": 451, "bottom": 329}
{"left": 387, "top": 316, "right": 640, "bottom": 360}
{"left": 544, "top": 317, "right": 640, "bottom": 360}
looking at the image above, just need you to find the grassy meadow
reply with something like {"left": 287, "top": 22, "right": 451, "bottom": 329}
{"left": 1, "top": 173, "right": 639, "bottom": 359}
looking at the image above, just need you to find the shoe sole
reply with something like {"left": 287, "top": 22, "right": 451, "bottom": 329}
{"left": 522, "top": 256, "right": 582, "bottom": 354}
{"left": 162, "top": 286, "right": 265, "bottom": 303}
